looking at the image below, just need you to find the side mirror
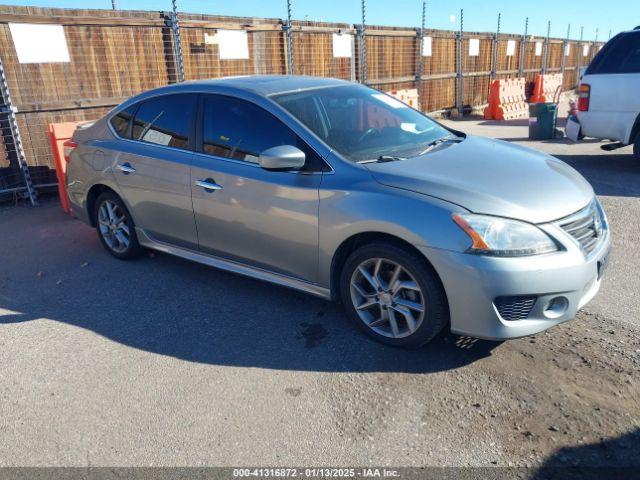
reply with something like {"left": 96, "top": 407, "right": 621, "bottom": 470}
{"left": 259, "top": 145, "right": 306, "bottom": 171}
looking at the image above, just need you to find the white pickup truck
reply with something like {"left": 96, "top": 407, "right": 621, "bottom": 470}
{"left": 577, "top": 27, "right": 640, "bottom": 161}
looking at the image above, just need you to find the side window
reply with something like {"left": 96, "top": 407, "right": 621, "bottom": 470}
{"left": 617, "top": 34, "right": 640, "bottom": 73}
{"left": 588, "top": 33, "right": 640, "bottom": 74}
{"left": 202, "top": 95, "right": 325, "bottom": 171}
{"left": 131, "top": 94, "right": 196, "bottom": 150}
{"left": 109, "top": 104, "right": 137, "bottom": 138}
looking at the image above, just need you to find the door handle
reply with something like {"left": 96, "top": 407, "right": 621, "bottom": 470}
{"left": 116, "top": 163, "right": 136, "bottom": 174}
{"left": 195, "top": 178, "right": 223, "bottom": 192}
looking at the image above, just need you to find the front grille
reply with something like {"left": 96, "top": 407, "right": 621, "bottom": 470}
{"left": 557, "top": 201, "right": 605, "bottom": 255}
{"left": 494, "top": 295, "right": 537, "bottom": 321}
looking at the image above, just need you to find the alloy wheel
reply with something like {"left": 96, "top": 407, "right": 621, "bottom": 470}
{"left": 97, "top": 200, "right": 131, "bottom": 254}
{"left": 349, "top": 257, "right": 426, "bottom": 339}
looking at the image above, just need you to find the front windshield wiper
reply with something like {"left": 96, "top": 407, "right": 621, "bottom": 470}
{"left": 416, "top": 135, "right": 461, "bottom": 156}
{"left": 358, "top": 155, "right": 406, "bottom": 164}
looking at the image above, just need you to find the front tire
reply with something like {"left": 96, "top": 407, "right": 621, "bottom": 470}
{"left": 94, "top": 191, "right": 141, "bottom": 259}
{"left": 339, "top": 242, "right": 449, "bottom": 348}
{"left": 634, "top": 133, "right": 640, "bottom": 163}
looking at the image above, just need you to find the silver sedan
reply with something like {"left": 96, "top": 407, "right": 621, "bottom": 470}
{"left": 65, "top": 76, "right": 610, "bottom": 347}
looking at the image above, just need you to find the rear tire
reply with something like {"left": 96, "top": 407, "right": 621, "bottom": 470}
{"left": 634, "top": 133, "right": 640, "bottom": 163}
{"left": 94, "top": 191, "right": 141, "bottom": 260}
{"left": 339, "top": 242, "right": 449, "bottom": 348}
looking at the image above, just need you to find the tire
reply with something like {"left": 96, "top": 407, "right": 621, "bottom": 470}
{"left": 634, "top": 133, "right": 640, "bottom": 163}
{"left": 94, "top": 191, "right": 141, "bottom": 259}
{"left": 339, "top": 242, "right": 449, "bottom": 348}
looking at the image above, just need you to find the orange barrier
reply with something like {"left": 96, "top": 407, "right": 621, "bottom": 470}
{"left": 530, "top": 73, "right": 563, "bottom": 104}
{"left": 385, "top": 88, "right": 420, "bottom": 108}
{"left": 483, "top": 77, "right": 528, "bottom": 121}
{"left": 48, "top": 121, "right": 85, "bottom": 215}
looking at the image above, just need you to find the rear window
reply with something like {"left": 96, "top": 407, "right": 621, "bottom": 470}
{"left": 131, "top": 94, "right": 196, "bottom": 150}
{"left": 109, "top": 104, "right": 137, "bottom": 138}
{"left": 587, "top": 32, "right": 640, "bottom": 74}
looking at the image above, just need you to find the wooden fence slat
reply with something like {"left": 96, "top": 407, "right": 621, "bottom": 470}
{"left": 0, "top": 4, "right": 605, "bottom": 188}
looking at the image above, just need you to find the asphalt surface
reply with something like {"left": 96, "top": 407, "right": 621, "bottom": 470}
{"left": 1, "top": 113, "right": 639, "bottom": 470}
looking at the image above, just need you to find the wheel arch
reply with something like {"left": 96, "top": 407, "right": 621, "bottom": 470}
{"left": 628, "top": 112, "right": 640, "bottom": 145}
{"left": 85, "top": 183, "right": 119, "bottom": 227}
{"left": 329, "top": 231, "right": 448, "bottom": 307}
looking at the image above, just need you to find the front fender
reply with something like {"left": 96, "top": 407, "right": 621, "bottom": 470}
{"left": 317, "top": 170, "right": 472, "bottom": 289}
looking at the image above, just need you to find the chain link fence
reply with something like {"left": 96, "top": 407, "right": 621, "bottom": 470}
{"left": 0, "top": 3, "right": 605, "bottom": 204}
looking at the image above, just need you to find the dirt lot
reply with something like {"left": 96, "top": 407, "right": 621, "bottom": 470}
{"left": 1, "top": 114, "right": 639, "bottom": 474}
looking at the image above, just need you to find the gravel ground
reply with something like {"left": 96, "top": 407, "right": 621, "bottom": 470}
{"left": 0, "top": 112, "right": 639, "bottom": 473}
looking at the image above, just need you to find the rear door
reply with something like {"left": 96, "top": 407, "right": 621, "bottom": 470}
{"left": 190, "top": 94, "right": 324, "bottom": 282}
{"left": 110, "top": 93, "right": 198, "bottom": 248}
{"left": 580, "top": 32, "right": 640, "bottom": 143}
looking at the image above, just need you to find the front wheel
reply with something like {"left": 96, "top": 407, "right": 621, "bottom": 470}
{"left": 339, "top": 242, "right": 449, "bottom": 348}
{"left": 94, "top": 191, "right": 141, "bottom": 259}
{"left": 634, "top": 133, "right": 640, "bottom": 163}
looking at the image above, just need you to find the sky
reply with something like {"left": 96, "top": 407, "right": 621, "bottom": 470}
{"left": 4, "top": 0, "right": 637, "bottom": 39}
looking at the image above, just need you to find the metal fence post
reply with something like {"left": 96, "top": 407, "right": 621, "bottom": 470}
{"left": 359, "top": 0, "right": 367, "bottom": 84}
{"left": 561, "top": 24, "right": 570, "bottom": 74}
{"left": 0, "top": 54, "right": 37, "bottom": 205}
{"left": 490, "top": 13, "right": 501, "bottom": 81}
{"left": 576, "top": 26, "right": 583, "bottom": 75}
{"left": 170, "top": 0, "right": 185, "bottom": 82}
{"left": 416, "top": 1, "right": 426, "bottom": 109}
{"left": 283, "top": 0, "right": 294, "bottom": 75}
{"left": 456, "top": 9, "right": 463, "bottom": 117}
{"left": 542, "top": 20, "right": 550, "bottom": 74}
{"left": 518, "top": 17, "right": 528, "bottom": 78}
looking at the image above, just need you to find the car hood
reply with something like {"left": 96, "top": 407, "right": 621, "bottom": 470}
{"left": 364, "top": 135, "right": 594, "bottom": 224}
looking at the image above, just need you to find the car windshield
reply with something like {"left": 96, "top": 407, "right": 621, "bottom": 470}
{"left": 272, "top": 84, "right": 456, "bottom": 163}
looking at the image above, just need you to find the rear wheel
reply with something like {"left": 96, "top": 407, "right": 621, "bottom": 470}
{"left": 339, "top": 242, "right": 449, "bottom": 348}
{"left": 94, "top": 191, "right": 141, "bottom": 259}
{"left": 634, "top": 133, "right": 640, "bottom": 163}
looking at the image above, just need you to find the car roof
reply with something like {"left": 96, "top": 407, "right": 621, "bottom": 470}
{"left": 158, "top": 75, "right": 353, "bottom": 97}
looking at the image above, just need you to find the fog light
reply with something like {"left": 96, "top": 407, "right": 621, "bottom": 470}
{"left": 544, "top": 297, "right": 569, "bottom": 319}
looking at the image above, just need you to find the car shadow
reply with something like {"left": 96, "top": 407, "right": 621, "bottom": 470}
{"left": 552, "top": 153, "right": 640, "bottom": 198}
{"left": 532, "top": 428, "right": 640, "bottom": 479}
{"left": 0, "top": 214, "right": 501, "bottom": 373}
{"left": 496, "top": 137, "right": 603, "bottom": 144}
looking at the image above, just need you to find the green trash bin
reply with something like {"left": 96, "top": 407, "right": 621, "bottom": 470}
{"left": 528, "top": 102, "right": 558, "bottom": 140}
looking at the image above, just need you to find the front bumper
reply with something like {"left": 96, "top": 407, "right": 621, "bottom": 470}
{"left": 417, "top": 228, "right": 610, "bottom": 340}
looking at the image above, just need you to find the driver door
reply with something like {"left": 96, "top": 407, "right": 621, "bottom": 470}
{"left": 190, "top": 94, "right": 325, "bottom": 282}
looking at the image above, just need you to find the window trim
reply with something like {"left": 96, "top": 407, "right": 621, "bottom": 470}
{"left": 107, "top": 92, "right": 199, "bottom": 153}
{"left": 195, "top": 92, "right": 331, "bottom": 174}
{"left": 109, "top": 103, "right": 139, "bottom": 140}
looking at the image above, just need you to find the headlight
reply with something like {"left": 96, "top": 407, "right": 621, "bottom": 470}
{"left": 452, "top": 213, "right": 558, "bottom": 256}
